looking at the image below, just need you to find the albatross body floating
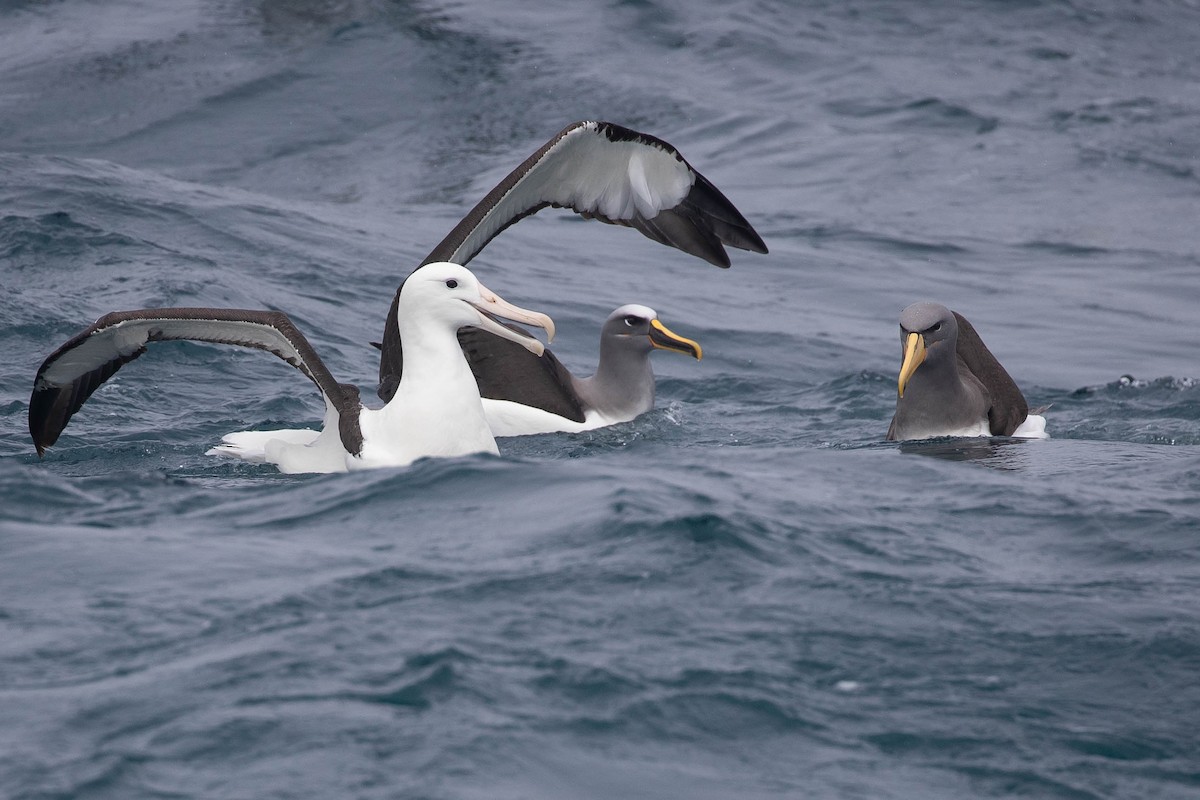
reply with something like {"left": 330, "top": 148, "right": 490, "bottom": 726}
{"left": 29, "top": 263, "right": 553, "bottom": 473}
{"left": 375, "top": 120, "right": 767, "bottom": 410}
{"left": 476, "top": 304, "right": 703, "bottom": 437}
{"left": 886, "top": 302, "right": 1047, "bottom": 442}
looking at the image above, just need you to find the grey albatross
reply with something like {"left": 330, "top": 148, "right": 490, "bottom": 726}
{"left": 28, "top": 263, "right": 554, "bottom": 473}
{"left": 886, "top": 301, "right": 1047, "bottom": 441}
{"left": 478, "top": 303, "right": 702, "bottom": 436}
{"left": 376, "top": 120, "right": 768, "bottom": 426}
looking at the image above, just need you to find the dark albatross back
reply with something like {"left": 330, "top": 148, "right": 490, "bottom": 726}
{"left": 951, "top": 311, "right": 1028, "bottom": 436}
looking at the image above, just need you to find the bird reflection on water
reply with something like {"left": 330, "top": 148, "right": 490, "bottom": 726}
{"left": 896, "top": 435, "right": 1035, "bottom": 470}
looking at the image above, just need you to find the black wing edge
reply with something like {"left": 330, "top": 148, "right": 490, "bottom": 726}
{"left": 377, "top": 285, "right": 406, "bottom": 403}
{"left": 29, "top": 308, "right": 364, "bottom": 457}
{"left": 952, "top": 311, "right": 1029, "bottom": 436}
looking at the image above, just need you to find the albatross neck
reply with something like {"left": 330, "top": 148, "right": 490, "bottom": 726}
{"left": 391, "top": 313, "right": 481, "bottom": 401}
{"left": 577, "top": 338, "right": 655, "bottom": 418}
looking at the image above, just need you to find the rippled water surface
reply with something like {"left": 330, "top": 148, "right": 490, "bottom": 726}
{"left": 2, "top": 2, "right": 1199, "bottom": 798}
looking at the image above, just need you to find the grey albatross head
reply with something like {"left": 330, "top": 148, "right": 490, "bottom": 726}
{"left": 896, "top": 301, "right": 958, "bottom": 400}
{"left": 601, "top": 304, "right": 703, "bottom": 361}
{"left": 574, "top": 304, "right": 702, "bottom": 420}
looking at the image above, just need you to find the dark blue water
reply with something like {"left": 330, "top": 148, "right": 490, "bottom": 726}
{"left": 3, "top": 2, "right": 1199, "bottom": 797}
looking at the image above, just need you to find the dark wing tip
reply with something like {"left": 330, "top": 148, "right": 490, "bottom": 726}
{"left": 684, "top": 172, "right": 769, "bottom": 256}
{"left": 29, "top": 340, "right": 140, "bottom": 457}
{"left": 630, "top": 206, "right": 732, "bottom": 268}
{"left": 29, "top": 388, "right": 55, "bottom": 456}
{"left": 609, "top": 156, "right": 765, "bottom": 268}
{"left": 29, "top": 385, "right": 75, "bottom": 457}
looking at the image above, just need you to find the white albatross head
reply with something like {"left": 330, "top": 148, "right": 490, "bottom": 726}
{"left": 399, "top": 262, "right": 555, "bottom": 355}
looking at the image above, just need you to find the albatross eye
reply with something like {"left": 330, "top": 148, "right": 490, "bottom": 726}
{"left": 931, "top": 322, "right": 942, "bottom": 332}
{"left": 445, "top": 279, "right": 459, "bottom": 289}
{"left": 624, "top": 315, "right": 641, "bottom": 327}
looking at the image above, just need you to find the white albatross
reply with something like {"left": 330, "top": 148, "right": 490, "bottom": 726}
{"left": 28, "top": 263, "right": 554, "bottom": 473}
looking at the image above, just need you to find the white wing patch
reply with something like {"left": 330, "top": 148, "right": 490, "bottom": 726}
{"left": 538, "top": 130, "right": 694, "bottom": 221}
{"left": 38, "top": 322, "right": 140, "bottom": 385}
{"left": 458, "top": 124, "right": 695, "bottom": 265}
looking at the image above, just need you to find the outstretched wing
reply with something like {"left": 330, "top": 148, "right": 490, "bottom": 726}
{"left": 378, "top": 120, "right": 768, "bottom": 404}
{"left": 29, "top": 308, "right": 364, "bottom": 457}
{"left": 952, "top": 311, "right": 1029, "bottom": 436}
{"left": 423, "top": 120, "right": 768, "bottom": 269}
